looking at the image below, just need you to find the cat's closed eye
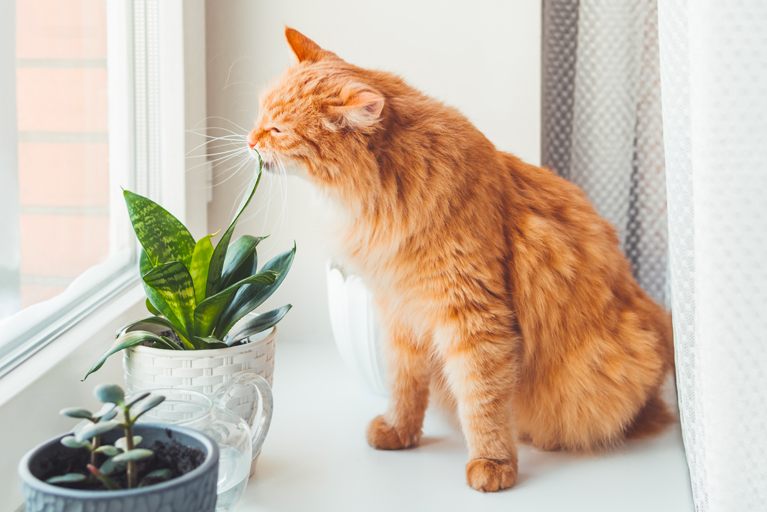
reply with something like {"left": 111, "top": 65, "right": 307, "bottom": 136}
{"left": 269, "top": 127, "right": 281, "bottom": 134}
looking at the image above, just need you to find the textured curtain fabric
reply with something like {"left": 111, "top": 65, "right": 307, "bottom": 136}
{"left": 658, "top": 0, "right": 767, "bottom": 510}
{"left": 542, "top": 0, "right": 668, "bottom": 307}
{"left": 544, "top": 1, "right": 767, "bottom": 510}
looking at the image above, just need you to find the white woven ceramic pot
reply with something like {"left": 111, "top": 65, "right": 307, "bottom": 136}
{"left": 122, "top": 314, "right": 276, "bottom": 474}
{"left": 326, "top": 262, "right": 387, "bottom": 396}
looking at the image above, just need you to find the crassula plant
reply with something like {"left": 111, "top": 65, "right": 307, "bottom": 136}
{"left": 85, "top": 156, "right": 295, "bottom": 380}
{"left": 49, "top": 384, "right": 167, "bottom": 490}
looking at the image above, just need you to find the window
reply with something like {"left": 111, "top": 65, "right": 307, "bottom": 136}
{"left": 0, "top": 0, "right": 183, "bottom": 377}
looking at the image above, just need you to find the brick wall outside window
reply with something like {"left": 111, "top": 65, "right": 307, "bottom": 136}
{"left": 15, "top": 0, "right": 110, "bottom": 308}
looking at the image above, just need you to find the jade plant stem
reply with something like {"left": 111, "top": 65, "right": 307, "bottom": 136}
{"left": 122, "top": 404, "right": 137, "bottom": 489}
{"left": 91, "top": 436, "right": 100, "bottom": 468}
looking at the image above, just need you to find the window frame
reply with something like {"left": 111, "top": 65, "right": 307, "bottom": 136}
{"left": 0, "top": 0, "right": 209, "bottom": 392}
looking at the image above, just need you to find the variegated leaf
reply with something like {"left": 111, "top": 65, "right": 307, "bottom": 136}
{"left": 84, "top": 331, "right": 175, "bottom": 380}
{"left": 193, "top": 270, "right": 276, "bottom": 337}
{"left": 190, "top": 234, "right": 215, "bottom": 305}
{"left": 221, "top": 235, "right": 266, "bottom": 289}
{"left": 206, "top": 168, "right": 262, "bottom": 297}
{"left": 142, "top": 261, "right": 197, "bottom": 342}
{"left": 226, "top": 304, "right": 292, "bottom": 345}
{"left": 140, "top": 250, "right": 183, "bottom": 328}
{"left": 123, "top": 189, "right": 195, "bottom": 269}
{"left": 215, "top": 243, "right": 296, "bottom": 338}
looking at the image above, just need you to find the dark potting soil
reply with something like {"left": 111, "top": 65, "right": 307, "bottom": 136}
{"left": 38, "top": 429, "right": 206, "bottom": 491}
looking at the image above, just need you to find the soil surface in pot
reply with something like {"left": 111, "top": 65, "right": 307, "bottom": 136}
{"left": 36, "top": 429, "right": 205, "bottom": 491}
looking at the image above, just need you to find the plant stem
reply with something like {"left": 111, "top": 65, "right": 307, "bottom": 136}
{"left": 125, "top": 421, "right": 136, "bottom": 489}
{"left": 91, "top": 436, "right": 100, "bottom": 468}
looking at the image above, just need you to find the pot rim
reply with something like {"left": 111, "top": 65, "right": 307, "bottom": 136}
{"left": 18, "top": 423, "right": 219, "bottom": 498}
{"left": 127, "top": 325, "right": 276, "bottom": 357}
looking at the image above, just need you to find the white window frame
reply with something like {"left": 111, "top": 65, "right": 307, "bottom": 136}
{"left": 0, "top": 1, "right": 209, "bottom": 509}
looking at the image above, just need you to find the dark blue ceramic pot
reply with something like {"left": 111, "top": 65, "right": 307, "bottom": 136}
{"left": 18, "top": 424, "right": 219, "bottom": 512}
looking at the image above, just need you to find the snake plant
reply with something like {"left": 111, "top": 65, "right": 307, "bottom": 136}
{"left": 84, "top": 155, "right": 295, "bottom": 379}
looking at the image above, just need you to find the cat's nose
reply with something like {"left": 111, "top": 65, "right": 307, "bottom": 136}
{"left": 248, "top": 142, "right": 255, "bottom": 149}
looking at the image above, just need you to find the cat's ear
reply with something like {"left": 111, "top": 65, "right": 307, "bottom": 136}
{"left": 285, "top": 27, "right": 326, "bottom": 63}
{"left": 331, "top": 87, "right": 385, "bottom": 130}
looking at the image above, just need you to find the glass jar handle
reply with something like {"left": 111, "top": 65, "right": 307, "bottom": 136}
{"left": 215, "top": 373, "right": 274, "bottom": 460}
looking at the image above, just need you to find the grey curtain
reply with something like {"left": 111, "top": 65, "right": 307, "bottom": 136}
{"left": 542, "top": 0, "right": 668, "bottom": 308}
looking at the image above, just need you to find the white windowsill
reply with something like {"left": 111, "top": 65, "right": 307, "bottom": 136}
{"left": 241, "top": 338, "right": 695, "bottom": 512}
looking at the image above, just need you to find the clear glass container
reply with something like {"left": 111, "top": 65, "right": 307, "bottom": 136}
{"left": 127, "top": 374, "right": 273, "bottom": 512}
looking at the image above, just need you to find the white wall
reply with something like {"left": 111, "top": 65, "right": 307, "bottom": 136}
{"left": 205, "top": 0, "right": 541, "bottom": 343}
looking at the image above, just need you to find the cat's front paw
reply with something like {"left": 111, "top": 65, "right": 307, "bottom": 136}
{"left": 465, "top": 458, "right": 517, "bottom": 492}
{"left": 366, "top": 415, "right": 421, "bottom": 450}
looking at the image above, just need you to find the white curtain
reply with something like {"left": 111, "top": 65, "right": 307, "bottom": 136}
{"left": 544, "top": 0, "right": 767, "bottom": 510}
{"left": 659, "top": 0, "right": 767, "bottom": 510}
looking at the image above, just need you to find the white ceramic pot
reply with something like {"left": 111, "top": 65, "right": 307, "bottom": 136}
{"left": 122, "top": 314, "right": 276, "bottom": 475}
{"left": 326, "top": 262, "right": 387, "bottom": 396}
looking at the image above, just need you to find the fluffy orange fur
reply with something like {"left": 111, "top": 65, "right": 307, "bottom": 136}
{"left": 249, "top": 28, "right": 675, "bottom": 492}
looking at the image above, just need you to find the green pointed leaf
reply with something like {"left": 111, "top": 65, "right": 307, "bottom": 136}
{"left": 84, "top": 331, "right": 172, "bottom": 380}
{"left": 123, "top": 189, "right": 195, "bottom": 269}
{"left": 130, "top": 395, "right": 165, "bottom": 422}
{"left": 142, "top": 261, "right": 196, "bottom": 341}
{"left": 75, "top": 420, "right": 120, "bottom": 443}
{"left": 60, "top": 408, "right": 93, "bottom": 420}
{"left": 61, "top": 436, "right": 92, "bottom": 450}
{"left": 215, "top": 243, "right": 296, "bottom": 338}
{"left": 89, "top": 464, "right": 122, "bottom": 488}
{"left": 140, "top": 250, "right": 183, "bottom": 328}
{"left": 94, "top": 384, "right": 125, "bottom": 405}
{"left": 221, "top": 235, "right": 266, "bottom": 289}
{"left": 226, "top": 305, "right": 292, "bottom": 345}
{"left": 139, "top": 468, "right": 172, "bottom": 487}
{"left": 115, "top": 316, "right": 183, "bottom": 340}
{"left": 113, "top": 448, "right": 154, "bottom": 463}
{"left": 193, "top": 270, "right": 277, "bottom": 337}
{"left": 206, "top": 169, "right": 262, "bottom": 297}
{"left": 95, "top": 445, "right": 121, "bottom": 457}
{"left": 195, "top": 337, "right": 229, "bottom": 350}
{"left": 115, "top": 436, "right": 143, "bottom": 451}
{"left": 47, "top": 473, "right": 86, "bottom": 485}
{"left": 190, "top": 234, "right": 215, "bottom": 305}
{"left": 145, "top": 297, "right": 162, "bottom": 316}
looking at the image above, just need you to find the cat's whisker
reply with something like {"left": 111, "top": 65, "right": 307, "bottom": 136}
{"left": 185, "top": 150, "right": 248, "bottom": 174}
{"left": 185, "top": 135, "right": 247, "bottom": 156}
{"left": 194, "top": 115, "right": 252, "bottom": 134}
{"left": 213, "top": 155, "right": 254, "bottom": 188}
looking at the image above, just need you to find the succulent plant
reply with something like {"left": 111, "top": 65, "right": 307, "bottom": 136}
{"left": 84, "top": 154, "right": 295, "bottom": 380}
{"left": 48, "top": 384, "right": 167, "bottom": 490}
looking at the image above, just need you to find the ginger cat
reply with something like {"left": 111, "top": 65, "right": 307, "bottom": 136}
{"left": 248, "top": 28, "right": 675, "bottom": 492}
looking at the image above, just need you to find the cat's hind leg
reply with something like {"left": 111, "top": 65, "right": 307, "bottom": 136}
{"left": 366, "top": 323, "right": 431, "bottom": 450}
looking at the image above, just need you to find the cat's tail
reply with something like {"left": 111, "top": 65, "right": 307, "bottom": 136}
{"left": 623, "top": 388, "right": 675, "bottom": 441}
{"left": 659, "top": 310, "right": 676, "bottom": 373}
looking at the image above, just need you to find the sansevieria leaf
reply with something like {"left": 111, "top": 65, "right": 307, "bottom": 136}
{"left": 140, "top": 250, "right": 182, "bottom": 327}
{"left": 193, "top": 270, "right": 277, "bottom": 337}
{"left": 221, "top": 235, "right": 265, "bottom": 289}
{"left": 206, "top": 167, "right": 262, "bottom": 297}
{"left": 124, "top": 190, "right": 195, "bottom": 269}
{"left": 214, "top": 243, "right": 296, "bottom": 338}
{"left": 190, "top": 234, "right": 215, "bottom": 305}
{"left": 142, "top": 262, "right": 197, "bottom": 345}
{"left": 115, "top": 316, "right": 183, "bottom": 340}
{"left": 225, "top": 304, "right": 292, "bottom": 346}
{"left": 84, "top": 332, "right": 179, "bottom": 380}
